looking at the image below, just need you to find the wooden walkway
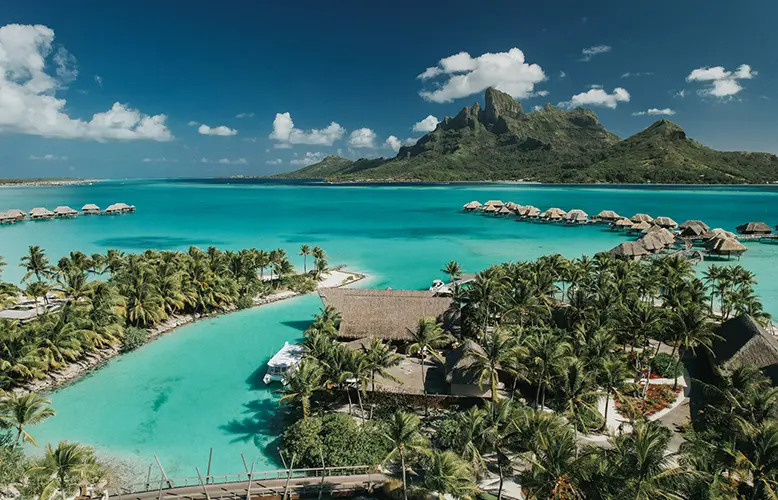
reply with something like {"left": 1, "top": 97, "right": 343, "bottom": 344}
{"left": 111, "top": 466, "right": 387, "bottom": 500}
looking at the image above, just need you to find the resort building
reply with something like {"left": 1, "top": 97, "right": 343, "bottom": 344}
{"left": 5, "top": 209, "right": 25, "bottom": 221}
{"left": 82, "top": 204, "right": 101, "bottom": 214}
{"left": 540, "top": 207, "right": 566, "bottom": 221}
{"left": 705, "top": 237, "right": 748, "bottom": 260}
{"left": 519, "top": 205, "right": 540, "bottom": 218}
{"left": 630, "top": 213, "right": 654, "bottom": 223}
{"left": 29, "top": 207, "right": 54, "bottom": 219}
{"left": 711, "top": 314, "right": 778, "bottom": 384}
{"left": 0, "top": 212, "right": 14, "bottom": 224}
{"left": 445, "top": 342, "right": 491, "bottom": 397}
{"left": 653, "top": 216, "right": 678, "bottom": 229}
{"left": 595, "top": 210, "right": 621, "bottom": 222}
{"left": 483, "top": 200, "right": 505, "bottom": 210}
{"left": 611, "top": 217, "right": 634, "bottom": 231}
{"left": 565, "top": 209, "right": 588, "bottom": 224}
{"left": 53, "top": 206, "right": 78, "bottom": 217}
{"left": 736, "top": 222, "right": 772, "bottom": 235}
{"left": 462, "top": 201, "right": 482, "bottom": 212}
{"left": 679, "top": 220, "right": 710, "bottom": 238}
{"left": 608, "top": 241, "right": 649, "bottom": 260}
{"left": 104, "top": 204, "right": 123, "bottom": 214}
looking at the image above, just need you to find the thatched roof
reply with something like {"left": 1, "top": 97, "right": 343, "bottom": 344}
{"left": 609, "top": 241, "right": 649, "bottom": 258}
{"left": 542, "top": 207, "right": 567, "bottom": 220}
{"left": 29, "top": 207, "right": 53, "bottom": 217}
{"left": 53, "top": 206, "right": 77, "bottom": 215}
{"left": 653, "top": 216, "right": 678, "bottom": 229}
{"left": 484, "top": 200, "right": 504, "bottom": 208}
{"left": 612, "top": 217, "right": 634, "bottom": 227}
{"left": 702, "top": 228, "right": 737, "bottom": 241}
{"left": 736, "top": 222, "right": 772, "bottom": 235}
{"left": 0, "top": 212, "right": 11, "bottom": 221}
{"left": 680, "top": 220, "right": 710, "bottom": 232}
{"left": 630, "top": 213, "right": 654, "bottom": 223}
{"left": 497, "top": 206, "right": 513, "bottom": 215}
{"left": 6, "top": 209, "right": 25, "bottom": 218}
{"left": 319, "top": 288, "right": 453, "bottom": 341}
{"left": 463, "top": 201, "right": 482, "bottom": 210}
{"left": 708, "top": 237, "right": 747, "bottom": 254}
{"left": 638, "top": 233, "right": 666, "bottom": 252}
{"left": 520, "top": 205, "right": 540, "bottom": 217}
{"left": 81, "top": 204, "right": 100, "bottom": 211}
{"left": 445, "top": 341, "right": 486, "bottom": 385}
{"left": 565, "top": 209, "right": 588, "bottom": 221}
{"left": 483, "top": 205, "right": 498, "bottom": 213}
{"left": 712, "top": 315, "right": 778, "bottom": 379}
{"left": 644, "top": 226, "right": 676, "bottom": 246}
{"left": 630, "top": 220, "right": 652, "bottom": 231}
{"left": 505, "top": 202, "right": 517, "bottom": 210}
{"left": 596, "top": 210, "right": 620, "bottom": 220}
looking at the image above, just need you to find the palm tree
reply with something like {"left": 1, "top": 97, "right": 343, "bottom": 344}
{"left": 298, "top": 244, "right": 311, "bottom": 273}
{"left": 520, "top": 424, "right": 587, "bottom": 499}
{"left": 418, "top": 450, "right": 478, "bottom": 499}
{"left": 466, "top": 328, "right": 520, "bottom": 400}
{"left": 407, "top": 317, "right": 451, "bottom": 414}
{"left": 728, "top": 420, "right": 778, "bottom": 499}
{"left": 28, "top": 441, "right": 104, "bottom": 500}
{"left": 0, "top": 392, "right": 56, "bottom": 449}
{"left": 527, "top": 327, "right": 572, "bottom": 409}
{"left": 481, "top": 399, "right": 519, "bottom": 500}
{"left": 279, "top": 359, "right": 323, "bottom": 419}
{"left": 671, "top": 304, "right": 716, "bottom": 390}
{"left": 361, "top": 337, "right": 401, "bottom": 393}
{"left": 20, "top": 245, "right": 52, "bottom": 282}
{"left": 598, "top": 357, "right": 631, "bottom": 428}
{"left": 25, "top": 280, "right": 50, "bottom": 315}
{"left": 557, "top": 358, "right": 601, "bottom": 447}
{"left": 703, "top": 265, "right": 725, "bottom": 312}
{"left": 442, "top": 261, "right": 463, "bottom": 282}
{"left": 382, "top": 411, "right": 428, "bottom": 500}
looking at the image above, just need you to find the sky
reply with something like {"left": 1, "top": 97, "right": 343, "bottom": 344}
{"left": 0, "top": 0, "right": 777, "bottom": 179}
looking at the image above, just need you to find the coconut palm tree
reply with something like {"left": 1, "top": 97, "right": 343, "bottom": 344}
{"left": 20, "top": 245, "right": 52, "bottom": 282}
{"left": 526, "top": 327, "right": 572, "bottom": 409}
{"left": 418, "top": 450, "right": 478, "bottom": 500}
{"left": 671, "top": 304, "right": 716, "bottom": 390}
{"left": 407, "top": 317, "right": 452, "bottom": 414}
{"left": 361, "top": 337, "right": 401, "bottom": 393}
{"left": 0, "top": 392, "right": 55, "bottom": 449}
{"left": 298, "top": 244, "right": 311, "bottom": 273}
{"left": 702, "top": 265, "right": 725, "bottom": 312}
{"left": 466, "top": 328, "right": 521, "bottom": 400}
{"left": 728, "top": 420, "right": 778, "bottom": 499}
{"left": 519, "top": 424, "right": 587, "bottom": 499}
{"left": 28, "top": 441, "right": 104, "bottom": 500}
{"left": 382, "top": 411, "right": 428, "bottom": 500}
{"left": 25, "top": 280, "right": 50, "bottom": 315}
{"left": 279, "top": 359, "right": 323, "bottom": 419}
{"left": 597, "top": 357, "right": 631, "bottom": 428}
{"left": 442, "top": 261, "right": 463, "bottom": 282}
{"left": 557, "top": 358, "right": 601, "bottom": 445}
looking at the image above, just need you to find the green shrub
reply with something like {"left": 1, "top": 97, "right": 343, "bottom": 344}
{"left": 435, "top": 413, "right": 463, "bottom": 450}
{"left": 236, "top": 295, "right": 253, "bottom": 310}
{"left": 0, "top": 434, "right": 27, "bottom": 490}
{"left": 121, "top": 326, "right": 148, "bottom": 353}
{"left": 282, "top": 275, "right": 317, "bottom": 294}
{"left": 651, "top": 353, "right": 682, "bottom": 378}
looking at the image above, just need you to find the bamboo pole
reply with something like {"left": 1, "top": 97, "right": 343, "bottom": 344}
{"left": 154, "top": 454, "right": 173, "bottom": 488}
{"left": 246, "top": 462, "right": 255, "bottom": 500}
{"left": 206, "top": 448, "right": 213, "bottom": 485}
{"left": 241, "top": 453, "right": 249, "bottom": 473}
{"left": 146, "top": 465, "right": 152, "bottom": 491}
{"left": 318, "top": 446, "right": 326, "bottom": 500}
{"left": 278, "top": 448, "right": 288, "bottom": 469}
{"left": 282, "top": 453, "right": 296, "bottom": 500}
{"left": 196, "top": 466, "right": 212, "bottom": 500}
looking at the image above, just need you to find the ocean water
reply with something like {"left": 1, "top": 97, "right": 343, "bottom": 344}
{"left": 2, "top": 179, "right": 778, "bottom": 479}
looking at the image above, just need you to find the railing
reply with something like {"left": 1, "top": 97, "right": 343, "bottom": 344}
{"left": 116, "top": 465, "right": 378, "bottom": 497}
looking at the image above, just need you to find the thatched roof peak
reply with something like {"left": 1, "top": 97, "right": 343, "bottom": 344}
{"left": 630, "top": 213, "right": 654, "bottom": 223}
{"left": 609, "top": 241, "right": 649, "bottom": 257}
{"left": 596, "top": 210, "right": 620, "bottom": 220}
{"left": 680, "top": 220, "right": 710, "bottom": 232}
{"left": 736, "top": 222, "right": 772, "bottom": 235}
{"left": 653, "top": 216, "right": 678, "bottom": 228}
{"left": 708, "top": 237, "right": 747, "bottom": 253}
{"left": 463, "top": 201, "right": 482, "bottom": 210}
{"left": 713, "top": 315, "right": 778, "bottom": 379}
{"left": 613, "top": 217, "right": 633, "bottom": 227}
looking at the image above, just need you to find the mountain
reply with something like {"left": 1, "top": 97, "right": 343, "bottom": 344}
{"left": 274, "top": 88, "right": 778, "bottom": 184}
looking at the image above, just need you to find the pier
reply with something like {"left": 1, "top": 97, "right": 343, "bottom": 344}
{"left": 110, "top": 465, "right": 386, "bottom": 500}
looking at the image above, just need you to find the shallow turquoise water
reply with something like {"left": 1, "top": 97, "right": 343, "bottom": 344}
{"left": 2, "top": 180, "right": 778, "bottom": 478}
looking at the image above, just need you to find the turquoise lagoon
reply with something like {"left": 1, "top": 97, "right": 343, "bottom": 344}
{"left": 1, "top": 179, "right": 778, "bottom": 478}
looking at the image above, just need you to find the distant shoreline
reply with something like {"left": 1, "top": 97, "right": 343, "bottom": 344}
{"left": 0, "top": 179, "right": 102, "bottom": 187}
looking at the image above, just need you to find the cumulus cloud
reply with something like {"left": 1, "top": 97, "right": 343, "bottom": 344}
{"left": 198, "top": 124, "right": 238, "bottom": 136}
{"left": 187, "top": 120, "right": 199, "bottom": 126}
{"left": 534, "top": 90, "right": 550, "bottom": 97}
{"left": 290, "top": 152, "right": 324, "bottom": 166}
{"left": 235, "top": 112, "right": 254, "bottom": 118}
{"left": 632, "top": 108, "right": 676, "bottom": 116}
{"left": 141, "top": 157, "right": 178, "bottom": 163}
{"left": 269, "top": 112, "right": 345, "bottom": 146}
{"left": 412, "top": 115, "right": 439, "bottom": 133}
{"left": 559, "top": 87, "right": 630, "bottom": 109}
{"left": 686, "top": 64, "right": 756, "bottom": 98}
{"left": 29, "top": 154, "right": 67, "bottom": 161}
{"left": 385, "top": 135, "right": 402, "bottom": 152}
{"left": 417, "top": 48, "right": 545, "bottom": 103}
{"left": 580, "top": 45, "right": 611, "bottom": 62}
{"left": 0, "top": 24, "right": 172, "bottom": 141}
{"left": 265, "top": 158, "right": 282, "bottom": 165}
{"left": 348, "top": 128, "right": 377, "bottom": 148}
{"left": 217, "top": 158, "right": 247, "bottom": 164}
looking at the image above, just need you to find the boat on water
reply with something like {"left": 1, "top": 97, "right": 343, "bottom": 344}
{"left": 263, "top": 341, "right": 305, "bottom": 385}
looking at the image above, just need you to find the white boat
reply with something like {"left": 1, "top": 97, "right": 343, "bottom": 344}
{"left": 263, "top": 342, "right": 305, "bottom": 385}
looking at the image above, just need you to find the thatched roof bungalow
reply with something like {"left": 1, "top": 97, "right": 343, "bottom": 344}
{"left": 540, "top": 207, "right": 566, "bottom": 221}
{"left": 0, "top": 212, "right": 14, "bottom": 224}
{"left": 610, "top": 217, "right": 634, "bottom": 231}
{"left": 707, "top": 237, "right": 748, "bottom": 260}
{"left": 483, "top": 204, "right": 498, "bottom": 214}
{"left": 496, "top": 206, "right": 514, "bottom": 216}
{"left": 638, "top": 233, "right": 667, "bottom": 253}
{"left": 318, "top": 288, "right": 454, "bottom": 341}
{"left": 81, "top": 204, "right": 101, "bottom": 214}
{"left": 5, "top": 209, "right": 25, "bottom": 221}
{"left": 644, "top": 226, "right": 676, "bottom": 246}
{"left": 565, "top": 209, "right": 588, "bottom": 224}
{"left": 630, "top": 213, "right": 654, "bottom": 223}
{"left": 702, "top": 228, "right": 737, "bottom": 241}
{"left": 104, "top": 204, "right": 122, "bottom": 214}
{"left": 484, "top": 200, "right": 505, "bottom": 209}
{"left": 595, "top": 210, "right": 621, "bottom": 222}
{"left": 711, "top": 314, "right": 778, "bottom": 384}
{"left": 609, "top": 241, "right": 649, "bottom": 260}
{"left": 629, "top": 220, "right": 652, "bottom": 233}
{"left": 519, "top": 206, "right": 540, "bottom": 218}
{"left": 29, "top": 207, "right": 54, "bottom": 219}
{"left": 462, "top": 201, "right": 482, "bottom": 212}
{"left": 53, "top": 206, "right": 78, "bottom": 217}
{"left": 445, "top": 341, "right": 491, "bottom": 397}
{"left": 679, "top": 221, "right": 708, "bottom": 238}
{"left": 653, "top": 216, "right": 678, "bottom": 229}
{"left": 736, "top": 222, "right": 772, "bottom": 235}
{"left": 680, "top": 219, "right": 710, "bottom": 232}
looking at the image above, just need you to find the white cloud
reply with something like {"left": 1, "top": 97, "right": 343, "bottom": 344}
{"left": 412, "top": 115, "right": 439, "bottom": 133}
{"left": 348, "top": 128, "right": 377, "bottom": 148}
{"left": 632, "top": 108, "right": 676, "bottom": 116}
{"left": 141, "top": 157, "right": 178, "bottom": 163}
{"left": 94, "top": 74, "right": 102, "bottom": 87}
{"left": 273, "top": 142, "right": 292, "bottom": 149}
{"left": 532, "top": 105, "right": 543, "bottom": 111}
{"left": 559, "top": 87, "right": 630, "bottom": 109}
{"left": 621, "top": 71, "right": 654, "bottom": 78}
{"left": 187, "top": 120, "right": 199, "bottom": 126}
{"left": 198, "top": 124, "right": 238, "bottom": 136}
{"left": 265, "top": 158, "right": 282, "bottom": 165}
{"left": 417, "top": 48, "right": 545, "bottom": 103}
{"left": 290, "top": 152, "right": 324, "bottom": 166}
{"left": 385, "top": 135, "right": 402, "bottom": 152}
{"left": 588, "top": 84, "right": 603, "bottom": 89}
{"left": 673, "top": 89, "right": 686, "bottom": 98}
{"left": 29, "top": 154, "right": 67, "bottom": 161}
{"left": 580, "top": 45, "right": 611, "bottom": 62}
{"left": 686, "top": 64, "right": 756, "bottom": 98}
{"left": 559, "top": 71, "right": 567, "bottom": 79}
{"left": 269, "top": 112, "right": 345, "bottom": 146}
{"left": 217, "top": 158, "right": 247, "bottom": 164}
{"left": 236, "top": 112, "right": 254, "bottom": 118}
{"left": 0, "top": 24, "right": 172, "bottom": 141}
{"left": 534, "top": 90, "right": 550, "bottom": 97}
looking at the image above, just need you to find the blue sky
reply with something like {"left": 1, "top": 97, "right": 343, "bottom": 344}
{"left": 0, "top": 0, "right": 776, "bottom": 178}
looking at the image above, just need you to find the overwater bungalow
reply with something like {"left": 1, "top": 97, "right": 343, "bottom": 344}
{"left": 680, "top": 219, "right": 710, "bottom": 232}
{"left": 565, "top": 209, "right": 588, "bottom": 224}
{"left": 496, "top": 206, "right": 514, "bottom": 216}
{"left": 104, "top": 203, "right": 123, "bottom": 214}
{"left": 702, "top": 228, "right": 737, "bottom": 242}
{"left": 462, "top": 201, "right": 482, "bottom": 212}
{"left": 53, "top": 206, "right": 78, "bottom": 218}
{"left": 610, "top": 217, "right": 634, "bottom": 231}
{"left": 484, "top": 200, "right": 505, "bottom": 209}
{"left": 81, "top": 203, "right": 100, "bottom": 215}
{"left": 519, "top": 205, "right": 540, "bottom": 219}
{"left": 644, "top": 225, "right": 676, "bottom": 246}
{"left": 483, "top": 204, "right": 499, "bottom": 215}
{"left": 540, "top": 207, "right": 566, "bottom": 221}
{"left": 609, "top": 241, "right": 649, "bottom": 260}
{"left": 29, "top": 207, "right": 54, "bottom": 219}
{"left": 653, "top": 216, "right": 678, "bottom": 229}
{"left": 628, "top": 220, "right": 652, "bottom": 234}
{"left": 638, "top": 232, "right": 667, "bottom": 253}
{"left": 706, "top": 237, "right": 748, "bottom": 260}
{"left": 679, "top": 220, "right": 709, "bottom": 238}
{"left": 0, "top": 212, "right": 14, "bottom": 224}
{"left": 595, "top": 210, "right": 621, "bottom": 223}
{"left": 6, "top": 209, "right": 25, "bottom": 221}
{"left": 736, "top": 222, "right": 772, "bottom": 235}
{"left": 630, "top": 213, "right": 654, "bottom": 223}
